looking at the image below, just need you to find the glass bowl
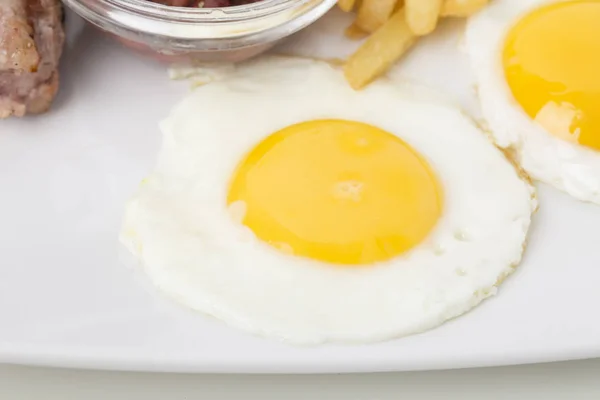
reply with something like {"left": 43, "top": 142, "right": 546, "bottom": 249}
{"left": 63, "top": 0, "right": 336, "bottom": 63}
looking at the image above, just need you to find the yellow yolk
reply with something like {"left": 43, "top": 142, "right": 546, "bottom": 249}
{"left": 227, "top": 120, "right": 443, "bottom": 265}
{"left": 503, "top": 0, "right": 600, "bottom": 149}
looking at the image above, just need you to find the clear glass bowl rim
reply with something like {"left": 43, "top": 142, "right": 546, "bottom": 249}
{"left": 65, "top": 0, "right": 336, "bottom": 46}
{"left": 93, "top": 0, "right": 322, "bottom": 23}
{"left": 66, "top": 0, "right": 329, "bottom": 25}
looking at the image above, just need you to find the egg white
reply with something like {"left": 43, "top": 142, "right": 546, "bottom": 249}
{"left": 465, "top": 0, "right": 600, "bottom": 203}
{"left": 121, "top": 57, "right": 536, "bottom": 344}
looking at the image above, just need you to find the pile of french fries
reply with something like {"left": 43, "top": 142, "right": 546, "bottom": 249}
{"left": 341, "top": 0, "right": 489, "bottom": 89}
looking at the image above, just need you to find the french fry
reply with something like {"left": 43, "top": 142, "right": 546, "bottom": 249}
{"left": 355, "top": 0, "right": 398, "bottom": 33}
{"left": 338, "top": 0, "right": 357, "bottom": 12}
{"left": 344, "top": 23, "right": 369, "bottom": 40}
{"left": 441, "top": 0, "right": 488, "bottom": 17}
{"left": 405, "top": 0, "right": 443, "bottom": 35}
{"left": 344, "top": 9, "right": 417, "bottom": 90}
{"left": 393, "top": 0, "right": 405, "bottom": 13}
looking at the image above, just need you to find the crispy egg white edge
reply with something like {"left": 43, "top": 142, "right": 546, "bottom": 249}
{"left": 121, "top": 57, "right": 536, "bottom": 345}
{"left": 465, "top": 0, "right": 600, "bottom": 203}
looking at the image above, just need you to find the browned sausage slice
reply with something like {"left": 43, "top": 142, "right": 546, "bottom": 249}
{"left": 0, "top": 0, "right": 40, "bottom": 73}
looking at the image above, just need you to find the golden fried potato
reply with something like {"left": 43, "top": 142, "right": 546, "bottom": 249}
{"left": 393, "top": 0, "right": 405, "bottom": 12}
{"left": 344, "top": 23, "right": 369, "bottom": 40}
{"left": 344, "top": 9, "right": 417, "bottom": 89}
{"left": 405, "top": 0, "right": 443, "bottom": 35}
{"left": 355, "top": 0, "right": 398, "bottom": 33}
{"left": 338, "top": 0, "right": 357, "bottom": 12}
{"left": 441, "top": 0, "right": 488, "bottom": 17}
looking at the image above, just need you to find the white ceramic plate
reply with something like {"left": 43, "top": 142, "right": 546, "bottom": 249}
{"left": 1, "top": 10, "right": 600, "bottom": 374}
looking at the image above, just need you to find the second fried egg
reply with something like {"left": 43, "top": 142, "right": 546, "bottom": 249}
{"left": 121, "top": 57, "right": 535, "bottom": 344}
{"left": 466, "top": 0, "right": 600, "bottom": 203}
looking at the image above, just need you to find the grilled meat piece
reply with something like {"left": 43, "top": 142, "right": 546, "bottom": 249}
{"left": 0, "top": 0, "right": 65, "bottom": 118}
{"left": 0, "top": 0, "right": 40, "bottom": 73}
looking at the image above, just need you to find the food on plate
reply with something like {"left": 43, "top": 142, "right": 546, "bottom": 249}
{"left": 344, "top": 23, "right": 368, "bottom": 40}
{"left": 337, "top": 0, "right": 357, "bottom": 12}
{"left": 354, "top": 0, "right": 398, "bottom": 33}
{"left": 341, "top": 0, "right": 489, "bottom": 89}
{"left": 441, "top": 0, "right": 489, "bottom": 16}
{"left": 405, "top": 0, "right": 443, "bottom": 35}
{"left": 0, "top": 0, "right": 40, "bottom": 73}
{"left": 0, "top": 0, "right": 65, "bottom": 118}
{"left": 121, "top": 57, "right": 536, "bottom": 344}
{"left": 465, "top": 0, "right": 600, "bottom": 204}
{"left": 344, "top": 10, "right": 416, "bottom": 90}
{"left": 148, "top": 0, "right": 261, "bottom": 7}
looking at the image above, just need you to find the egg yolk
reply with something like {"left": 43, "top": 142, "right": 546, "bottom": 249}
{"left": 227, "top": 120, "right": 443, "bottom": 266}
{"left": 503, "top": 0, "right": 600, "bottom": 149}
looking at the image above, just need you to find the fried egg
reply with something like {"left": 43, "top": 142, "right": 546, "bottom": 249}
{"left": 466, "top": 0, "right": 600, "bottom": 203}
{"left": 121, "top": 57, "right": 535, "bottom": 344}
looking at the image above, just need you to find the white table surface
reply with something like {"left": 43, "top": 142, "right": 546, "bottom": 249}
{"left": 2, "top": 359, "right": 599, "bottom": 399}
